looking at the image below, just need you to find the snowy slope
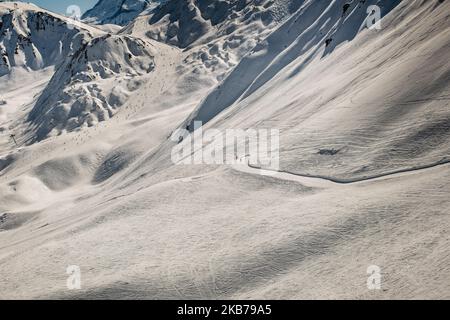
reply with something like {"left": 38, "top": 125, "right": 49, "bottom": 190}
{"left": 185, "top": 0, "right": 450, "bottom": 180}
{"left": 82, "top": 0, "right": 163, "bottom": 26}
{"left": 185, "top": 0, "right": 402, "bottom": 127}
{"left": 0, "top": 0, "right": 449, "bottom": 300}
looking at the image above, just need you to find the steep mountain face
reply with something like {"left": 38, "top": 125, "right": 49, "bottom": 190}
{"left": 0, "top": 2, "right": 100, "bottom": 76}
{"left": 185, "top": 0, "right": 450, "bottom": 180}
{"left": 28, "top": 34, "right": 156, "bottom": 141}
{"left": 0, "top": 3, "right": 157, "bottom": 142}
{"left": 82, "top": 0, "right": 163, "bottom": 26}
{"left": 186, "top": 0, "right": 403, "bottom": 127}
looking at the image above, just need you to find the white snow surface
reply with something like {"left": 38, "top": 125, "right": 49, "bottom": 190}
{"left": 0, "top": 0, "right": 449, "bottom": 299}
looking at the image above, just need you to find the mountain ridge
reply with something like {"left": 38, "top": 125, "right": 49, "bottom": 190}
{"left": 82, "top": 0, "right": 164, "bottom": 26}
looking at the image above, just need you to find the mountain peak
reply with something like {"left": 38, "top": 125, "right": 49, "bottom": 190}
{"left": 0, "top": 2, "right": 102, "bottom": 76}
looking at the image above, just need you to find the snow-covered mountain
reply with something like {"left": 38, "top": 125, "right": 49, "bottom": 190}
{"left": 0, "top": 2, "right": 100, "bottom": 76}
{"left": 82, "top": 0, "right": 163, "bottom": 26}
{"left": 143, "top": 0, "right": 298, "bottom": 48}
{"left": 1, "top": 0, "right": 450, "bottom": 300}
{"left": 124, "top": 0, "right": 308, "bottom": 82}
{"left": 0, "top": 3, "right": 158, "bottom": 142}
{"left": 185, "top": 0, "right": 402, "bottom": 127}
{"left": 27, "top": 34, "right": 156, "bottom": 141}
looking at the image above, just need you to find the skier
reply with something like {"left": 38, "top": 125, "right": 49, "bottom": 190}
{"left": 9, "top": 134, "right": 18, "bottom": 146}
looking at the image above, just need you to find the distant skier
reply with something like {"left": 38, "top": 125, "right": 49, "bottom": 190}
{"left": 9, "top": 134, "right": 18, "bottom": 146}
